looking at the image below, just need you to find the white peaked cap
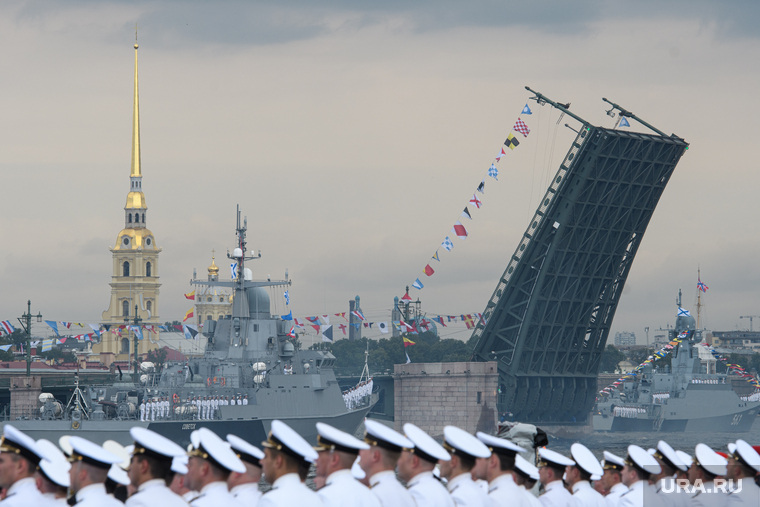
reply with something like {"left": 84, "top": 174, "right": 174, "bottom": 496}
{"left": 403, "top": 423, "right": 451, "bottom": 463}
{"left": 476, "top": 431, "right": 526, "bottom": 455}
{"left": 570, "top": 443, "right": 604, "bottom": 477}
{"left": 538, "top": 447, "right": 575, "bottom": 469}
{"left": 188, "top": 427, "right": 245, "bottom": 474}
{"left": 515, "top": 454, "right": 540, "bottom": 481}
{"left": 262, "top": 419, "right": 319, "bottom": 464}
{"left": 315, "top": 422, "right": 369, "bottom": 454}
{"left": 69, "top": 436, "right": 123, "bottom": 469}
{"left": 443, "top": 426, "right": 491, "bottom": 459}
{"left": 364, "top": 419, "right": 413, "bottom": 451}
{"left": 694, "top": 443, "right": 727, "bottom": 477}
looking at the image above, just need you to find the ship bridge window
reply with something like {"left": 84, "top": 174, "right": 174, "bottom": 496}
{"left": 253, "top": 324, "right": 258, "bottom": 332}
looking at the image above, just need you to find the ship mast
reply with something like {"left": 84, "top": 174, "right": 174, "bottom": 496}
{"left": 695, "top": 267, "right": 704, "bottom": 331}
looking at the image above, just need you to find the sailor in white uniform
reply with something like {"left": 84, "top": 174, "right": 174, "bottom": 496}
{"left": 358, "top": 419, "right": 416, "bottom": 507}
{"left": 688, "top": 444, "right": 729, "bottom": 507}
{"left": 515, "top": 455, "right": 543, "bottom": 507}
{"left": 618, "top": 445, "right": 662, "bottom": 507}
{"left": 439, "top": 425, "right": 491, "bottom": 507}
{"left": 169, "top": 455, "right": 199, "bottom": 503}
{"left": 185, "top": 427, "right": 246, "bottom": 507}
{"left": 226, "top": 433, "right": 265, "bottom": 505}
{"left": 726, "top": 439, "right": 760, "bottom": 507}
{"left": 67, "top": 435, "right": 125, "bottom": 507}
{"left": 652, "top": 440, "right": 690, "bottom": 507}
{"left": 37, "top": 457, "right": 71, "bottom": 506}
{"left": 600, "top": 451, "right": 629, "bottom": 507}
{"left": 0, "top": 425, "right": 50, "bottom": 507}
{"left": 397, "top": 423, "right": 455, "bottom": 507}
{"left": 537, "top": 447, "right": 576, "bottom": 507}
{"left": 476, "top": 430, "right": 528, "bottom": 507}
{"left": 126, "top": 426, "right": 188, "bottom": 507}
{"left": 258, "top": 419, "right": 323, "bottom": 506}
{"left": 313, "top": 422, "right": 380, "bottom": 507}
{"left": 567, "top": 443, "right": 607, "bottom": 507}
{"left": 140, "top": 399, "right": 146, "bottom": 421}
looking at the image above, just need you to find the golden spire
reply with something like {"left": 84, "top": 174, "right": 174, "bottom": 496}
{"left": 131, "top": 39, "right": 141, "bottom": 178}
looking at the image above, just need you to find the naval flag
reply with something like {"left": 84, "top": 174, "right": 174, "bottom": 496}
{"left": 378, "top": 322, "right": 389, "bottom": 334}
{"left": 321, "top": 325, "right": 334, "bottom": 342}
{"left": 619, "top": 117, "right": 630, "bottom": 127}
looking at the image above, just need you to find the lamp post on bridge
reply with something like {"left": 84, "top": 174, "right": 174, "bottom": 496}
{"left": 18, "top": 300, "right": 42, "bottom": 377}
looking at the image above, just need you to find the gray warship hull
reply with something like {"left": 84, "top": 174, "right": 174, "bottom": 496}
{"left": 2, "top": 401, "right": 373, "bottom": 447}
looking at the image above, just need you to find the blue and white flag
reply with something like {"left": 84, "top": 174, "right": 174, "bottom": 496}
{"left": 0, "top": 344, "right": 12, "bottom": 352}
{"left": 405, "top": 352, "right": 411, "bottom": 364}
{"left": 230, "top": 262, "right": 238, "bottom": 279}
{"left": 321, "top": 325, "right": 333, "bottom": 342}
{"left": 488, "top": 164, "right": 498, "bottom": 180}
{"left": 677, "top": 307, "right": 691, "bottom": 317}
{"left": 619, "top": 117, "right": 630, "bottom": 127}
{"left": 522, "top": 104, "right": 532, "bottom": 115}
{"left": 281, "top": 311, "right": 293, "bottom": 321}
{"left": 89, "top": 323, "right": 102, "bottom": 338}
{"left": 131, "top": 325, "right": 144, "bottom": 341}
{"left": 412, "top": 278, "right": 424, "bottom": 290}
{"left": 441, "top": 236, "right": 454, "bottom": 252}
{"left": 284, "top": 290, "right": 290, "bottom": 305}
{"left": 42, "top": 339, "right": 53, "bottom": 353}
{"left": 45, "top": 320, "right": 60, "bottom": 336}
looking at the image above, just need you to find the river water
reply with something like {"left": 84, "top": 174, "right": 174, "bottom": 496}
{"left": 545, "top": 417, "right": 760, "bottom": 457}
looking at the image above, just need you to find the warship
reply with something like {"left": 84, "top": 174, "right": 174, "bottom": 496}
{"left": 2, "top": 207, "right": 375, "bottom": 446}
{"left": 593, "top": 296, "right": 760, "bottom": 432}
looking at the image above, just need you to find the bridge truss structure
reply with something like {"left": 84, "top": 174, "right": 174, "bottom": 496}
{"left": 471, "top": 89, "right": 689, "bottom": 424}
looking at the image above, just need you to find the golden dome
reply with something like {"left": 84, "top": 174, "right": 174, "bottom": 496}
{"left": 125, "top": 191, "right": 146, "bottom": 209}
{"left": 208, "top": 255, "right": 219, "bottom": 275}
{"left": 114, "top": 228, "right": 157, "bottom": 250}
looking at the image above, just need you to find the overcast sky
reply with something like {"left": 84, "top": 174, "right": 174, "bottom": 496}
{"left": 1, "top": 0, "right": 759, "bottom": 345}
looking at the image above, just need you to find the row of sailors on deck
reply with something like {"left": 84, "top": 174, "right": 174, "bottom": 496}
{"left": 139, "top": 395, "right": 250, "bottom": 422}
{"left": 2, "top": 421, "right": 760, "bottom": 507}
{"left": 613, "top": 406, "right": 647, "bottom": 418}
{"left": 343, "top": 378, "right": 373, "bottom": 409}
{"left": 690, "top": 378, "right": 724, "bottom": 384}
{"left": 139, "top": 397, "right": 171, "bottom": 421}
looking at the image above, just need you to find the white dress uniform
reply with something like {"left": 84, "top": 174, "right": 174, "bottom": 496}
{"left": 606, "top": 483, "right": 630, "bottom": 507}
{"left": 618, "top": 480, "right": 648, "bottom": 507}
{"left": 571, "top": 481, "right": 608, "bottom": 507}
{"left": 0, "top": 477, "right": 49, "bottom": 507}
{"left": 230, "top": 483, "right": 262, "bottom": 505}
{"left": 690, "top": 483, "right": 728, "bottom": 507}
{"left": 490, "top": 473, "right": 530, "bottom": 507}
{"left": 258, "top": 473, "right": 324, "bottom": 507}
{"left": 655, "top": 477, "right": 689, "bottom": 507}
{"left": 520, "top": 484, "right": 544, "bottom": 507}
{"left": 71, "top": 483, "right": 124, "bottom": 507}
{"left": 406, "top": 471, "right": 455, "bottom": 507}
{"left": 727, "top": 477, "right": 760, "bottom": 507}
{"left": 368, "top": 471, "right": 416, "bottom": 507}
{"left": 40, "top": 492, "right": 68, "bottom": 506}
{"left": 126, "top": 478, "right": 189, "bottom": 507}
{"left": 540, "top": 480, "right": 574, "bottom": 507}
{"left": 318, "top": 469, "right": 380, "bottom": 507}
{"left": 190, "top": 481, "right": 243, "bottom": 507}
{"left": 446, "top": 472, "right": 489, "bottom": 507}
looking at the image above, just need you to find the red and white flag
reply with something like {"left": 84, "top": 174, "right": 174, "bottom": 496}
{"left": 469, "top": 194, "right": 482, "bottom": 209}
{"left": 452, "top": 221, "right": 468, "bottom": 239}
{"left": 513, "top": 117, "right": 530, "bottom": 137}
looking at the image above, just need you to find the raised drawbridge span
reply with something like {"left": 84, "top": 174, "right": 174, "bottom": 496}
{"left": 471, "top": 89, "right": 689, "bottom": 424}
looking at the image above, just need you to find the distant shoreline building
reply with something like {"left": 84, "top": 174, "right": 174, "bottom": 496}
{"left": 95, "top": 43, "right": 161, "bottom": 362}
{"left": 614, "top": 331, "right": 636, "bottom": 347}
{"left": 193, "top": 253, "right": 232, "bottom": 325}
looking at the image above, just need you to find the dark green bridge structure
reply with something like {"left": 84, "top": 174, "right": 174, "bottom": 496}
{"left": 471, "top": 88, "right": 689, "bottom": 424}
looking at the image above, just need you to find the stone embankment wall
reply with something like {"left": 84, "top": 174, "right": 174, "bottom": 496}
{"left": 394, "top": 361, "right": 498, "bottom": 439}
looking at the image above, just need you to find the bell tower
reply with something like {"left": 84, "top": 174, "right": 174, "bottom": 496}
{"left": 97, "top": 41, "right": 161, "bottom": 360}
